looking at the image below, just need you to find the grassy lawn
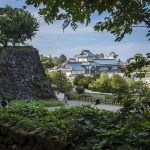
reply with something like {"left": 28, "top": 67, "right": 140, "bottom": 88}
{"left": 9, "top": 99, "right": 64, "bottom": 107}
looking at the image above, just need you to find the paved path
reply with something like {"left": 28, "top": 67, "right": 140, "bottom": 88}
{"left": 48, "top": 92, "right": 122, "bottom": 112}
{"left": 93, "top": 104, "right": 122, "bottom": 112}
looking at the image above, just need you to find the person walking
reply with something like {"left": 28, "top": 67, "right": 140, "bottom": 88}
{"left": 63, "top": 93, "right": 69, "bottom": 106}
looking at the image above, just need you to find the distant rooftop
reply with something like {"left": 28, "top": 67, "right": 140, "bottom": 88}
{"left": 68, "top": 62, "right": 86, "bottom": 71}
{"left": 75, "top": 49, "right": 94, "bottom": 57}
{"left": 94, "top": 59, "right": 119, "bottom": 65}
{"left": 108, "top": 52, "right": 118, "bottom": 58}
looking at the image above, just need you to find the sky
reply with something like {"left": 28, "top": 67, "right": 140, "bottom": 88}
{"left": 0, "top": 0, "right": 150, "bottom": 61}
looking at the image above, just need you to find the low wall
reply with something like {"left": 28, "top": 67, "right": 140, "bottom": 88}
{"left": 0, "top": 122, "right": 71, "bottom": 150}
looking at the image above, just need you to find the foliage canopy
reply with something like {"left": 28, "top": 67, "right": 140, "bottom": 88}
{"left": 73, "top": 75, "right": 93, "bottom": 89}
{"left": 0, "top": 6, "right": 39, "bottom": 47}
{"left": 75, "top": 86, "right": 85, "bottom": 94}
{"left": 40, "top": 54, "right": 67, "bottom": 69}
{"left": 59, "top": 54, "right": 67, "bottom": 64}
{"left": 40, "top": 55, "right": 54, "bottom": 69}
{"left": 47, "top": 71, "right": 73, "bottom": 93}
{"left": 125, "top": 53, "right": 150, "bottom": 78}
{"left": 25, "top": 0, "right": 150, "bottom": 41}
{"left": 111, "top": 73, "right": 128, "bottom": 94}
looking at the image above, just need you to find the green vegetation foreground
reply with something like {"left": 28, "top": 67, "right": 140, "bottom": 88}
{"left": 0, "top": 102, "right": 149, "bottom": 150}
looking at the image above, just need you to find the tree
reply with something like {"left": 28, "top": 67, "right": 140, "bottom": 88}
{"left": 25, "top": 0, "right": 150, "bottom": 41}
{"left": 121, "top": 80, "right": 150, "bottom": 113}
{"left": 125, "top": 53, "right": 150, "bottom": 79}
{"left": 94, "top": 54, "right": 100, "bottom": 60}
{"left": 0, "top": 6, "right": 39, "bottom": 47}
{"left": 73, "top": 75, "right": 85, "bottom": 86}
{"left": 97, "top": 72, "right": 111, "bottom": 92}
{"left": 125, "top": 77, "right": 135, "bottom": 89}
{"left": 92, "top": 71, "right": 100, "bottom": 80}
{"left": 59, "top": 54, "right": 67, "bottom": 64}
{"left": 64, "top": 81, "right": 73, "bottom": 93}
{"left": 130, "top": 80, "right": 149, "bottom": 100}
{"left": 76, "top": 86, "right": 85, "bottom": 94}
{"left": 111, "top": 74, "right": 128, "bottom": 93}
{"left": 40, "top": 55, "right": 54, "bottom": 69}
{"left": 40, "top": 55, "right": 68, "bottom": 69}
{"left": 73, "top": 75, "right": 93, "bottom": 89}
{"left": 110, "top": 74, "right": 128, "bottom": 102}
{"left": 89, "top": 72, "right": 111, "bottom": 92}
{"left": 47, "top": 71, "right": 73, "bottom": 93}
{"left": 94, "top": 54, "right": 104, "bottom": 60}
{"left": 53, "top": 57, "right": 60, "bottom": 66}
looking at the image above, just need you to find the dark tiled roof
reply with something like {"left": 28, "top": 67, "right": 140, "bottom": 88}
{"left": 75, "top": 49, "right": 94, "bottom": 57}
{"left": 94, "top": 59, "right": 119, "bottom": 65}
{"left": 82, "top": 50, "right": 94, "bottom": 56}
{"left": 68, "top": 62, "right": 86, "bottom": 71}
{"left": 108, "top": 52, "right": 118, "bottom": 57}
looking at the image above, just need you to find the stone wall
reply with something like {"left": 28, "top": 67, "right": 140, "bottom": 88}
{"left": 0, "top": 122, "right": 70, "bottom": 150}
{"left": 0, "top": 47, "right": 55, "bottom": 99}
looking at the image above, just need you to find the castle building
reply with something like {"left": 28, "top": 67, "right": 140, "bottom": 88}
{"left": 60, "top": 50, "right": 124, "bottom": 77}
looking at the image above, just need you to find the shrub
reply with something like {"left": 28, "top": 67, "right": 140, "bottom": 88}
{"left": 0, "top": 104, "right": 149, "bottom": 150}
{"left": 73, "top": 75, "right": 93, "bottom": 88}
{"left": 47, "top": 71, "right": 73, "bottom": 93}
{"left": 76, "top": 86, "right": 85, "bottom": 94}
{"left": 89, "top": 72, "right": 111, "bottom": 92}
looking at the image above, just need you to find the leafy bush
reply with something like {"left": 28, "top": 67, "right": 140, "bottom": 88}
{"left": 0, "top": 102, "right": 48, "bottom": 130}
{"left": 73, "top": 75, "right": 93, "bottom": 88}
{"left": 0, "top": 104, "right": 149, "bottom": 150}
{"left": 47, "top": 71, "right": 73, "bottom": 93}
{"left": 7, "top": 103, "right": 48, "bottom": 119}
{"left": 89, "top": 72, "right": 111, "bottom": 92}
{"left": 76, "top": 86, "right": 85, "bottom": 94}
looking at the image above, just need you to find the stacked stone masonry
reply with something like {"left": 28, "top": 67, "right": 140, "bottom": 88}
{"left": 0, "top": 122, "right": 70, "bottom": 150}
{"left": 0, "top": 48, "right": 55, "bottom": 99}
